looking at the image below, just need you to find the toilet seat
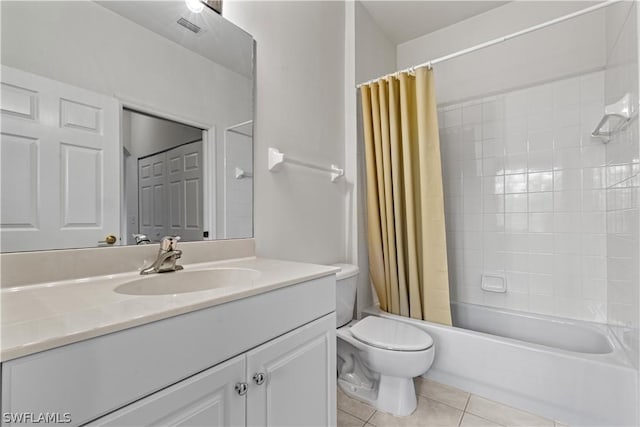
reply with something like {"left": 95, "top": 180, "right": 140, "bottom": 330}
{"left": 350, "top": 317, "right": 433, "bottom": 351}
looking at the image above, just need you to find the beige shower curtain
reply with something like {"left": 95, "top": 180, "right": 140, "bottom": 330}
{"left": 360, "top": 67, "right": 451, "bottom": 326}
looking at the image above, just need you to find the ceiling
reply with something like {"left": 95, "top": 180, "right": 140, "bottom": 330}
{"left": 360, "top": 1, "right": 510, "bottom": 45}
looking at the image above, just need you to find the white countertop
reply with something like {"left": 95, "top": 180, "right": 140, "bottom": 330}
{"left": 1, "top": 257, "right": 339, "bottom": 362}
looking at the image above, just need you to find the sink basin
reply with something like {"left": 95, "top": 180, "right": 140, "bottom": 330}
{"left": 114, "top": 268, "right": 261, "bottom": 296}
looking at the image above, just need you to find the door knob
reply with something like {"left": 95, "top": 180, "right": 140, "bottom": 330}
{"left": 98, "top": 235, "right": 117, "bottom": 245}
{"left": 235, "top": 382, "right": 248, "bottom": 395}
{"left": 253, "top": 372, "right": 265, "bottom": 385}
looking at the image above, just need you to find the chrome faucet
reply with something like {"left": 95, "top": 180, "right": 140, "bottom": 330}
{"left": 140, "top": 236, "right": 184, "bottom": 275}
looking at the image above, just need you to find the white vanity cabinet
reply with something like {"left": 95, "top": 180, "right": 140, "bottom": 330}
{"left": 89, "top": 315, "right": 335, "bottom": 427}
{"left": 1, "top": 275, "right": 336, "bottom": 427}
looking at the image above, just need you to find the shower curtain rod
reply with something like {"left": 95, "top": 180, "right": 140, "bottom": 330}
{"left": 356, "top": 0, "right": 621, "bottom": 89}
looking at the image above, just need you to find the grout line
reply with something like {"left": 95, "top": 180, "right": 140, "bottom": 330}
{"left": 365, "top": 410, "right": 376, "bottom": 425}
{"left": 463, "top": 393, "right": 472, "bottom": 412}
{"left": 469, "top": 411, "right": 508, "bottom": 427}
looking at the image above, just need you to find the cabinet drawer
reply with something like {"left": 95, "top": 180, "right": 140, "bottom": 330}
{"left": 2, "top": 275, "right": 335, "bottom": 426}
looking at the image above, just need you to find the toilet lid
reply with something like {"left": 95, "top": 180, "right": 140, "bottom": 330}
{"left": 350, "top": 317, "right": 433, "bottom": 351}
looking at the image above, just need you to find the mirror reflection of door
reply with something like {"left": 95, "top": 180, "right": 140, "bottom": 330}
{"left": 123, "top": 109, "right": 204, "bottom": 244}
{"left": 0, "top": 66, "right": 120, "bottom": 252}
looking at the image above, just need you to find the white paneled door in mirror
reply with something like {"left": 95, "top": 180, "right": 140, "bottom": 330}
{"left": 0, "top": 66, "right": 119, "bottom": 252}
{"left": 167, "top": 141, "right": 204, "bottom": 242}
{"left": 138, "top": 140, "right": 204, "bottom": 243}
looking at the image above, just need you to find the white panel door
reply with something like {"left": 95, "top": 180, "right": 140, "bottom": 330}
{"left": 88, "top": 354, "right": 246, "bottom": 427}
{"left": 138, "top": 152, "right": 167, "bottom": 243}
{"left": 0, "top": 66, "right": 119, "bottom": 251}
{"left": 246, "top": 314, "right": 336, "bottom": 427}
{"left": 166, "top": 141, "right": 203, "bottom": 241}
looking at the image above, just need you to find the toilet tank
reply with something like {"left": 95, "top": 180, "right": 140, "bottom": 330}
{"left": 333, "top": 263, "right": 359, "bottom": 328}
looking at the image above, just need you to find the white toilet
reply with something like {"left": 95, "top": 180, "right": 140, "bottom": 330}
{"left": 334, "top": 264, "right": 435, "bottom": 417}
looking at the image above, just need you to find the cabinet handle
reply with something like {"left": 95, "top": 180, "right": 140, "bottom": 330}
{"left": 253, "top": 372, "right": 266, "bottom": 385}
{"left": 235, "top": 382, "right": 248, "bottom": 395}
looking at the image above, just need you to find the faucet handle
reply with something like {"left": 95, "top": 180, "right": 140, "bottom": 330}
{"left": 132, "top": 234, "right": 151, "bottom": 245}
{"left": 160, "top": 235, "right": 181, "bottom": 251}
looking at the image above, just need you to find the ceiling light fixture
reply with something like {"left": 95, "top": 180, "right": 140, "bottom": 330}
{"left": 185, "top": 0, "right": 204, "bottom": 14}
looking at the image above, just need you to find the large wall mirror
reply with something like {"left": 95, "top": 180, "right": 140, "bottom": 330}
{"left": 0, "top": 1, "right": 254, "bottom": 252}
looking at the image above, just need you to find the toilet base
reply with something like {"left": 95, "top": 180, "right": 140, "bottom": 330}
{"left": 376, "top": 375, "right": 417, "bottom": 416}
{"left": 338, "top": 374, "right": 417, "bottom": 417}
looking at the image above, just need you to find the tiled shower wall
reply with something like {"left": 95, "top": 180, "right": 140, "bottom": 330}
{"left": 439, "top": 71, "right": 609, "bottom": 323}
{"left": 604, "top": 1, "right": 639, "bottom": 361}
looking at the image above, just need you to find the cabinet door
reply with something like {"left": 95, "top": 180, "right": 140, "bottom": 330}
{"left": 87, "top": 355, "right": 246, "bottom": 427}
{"left": 247, "top": 313, "right": 336, "bottom": 427}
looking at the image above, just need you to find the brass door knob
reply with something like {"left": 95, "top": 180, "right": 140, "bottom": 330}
{"left": 100, "top": 235, "right": 117, "bottom": 245}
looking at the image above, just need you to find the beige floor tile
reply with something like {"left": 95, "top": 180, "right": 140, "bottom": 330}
{"left": 337, "top": 387, "right": 376, "bottom": 421}
{"left": 414, "top": 377, "right": 470, "bottom": 410}
{"left": 466, "top": 396, "right": 554, "bottom": 427}
{"left": 368, "top": 396, "right": 463, "bottom": 427}
{"left": 460, "top": 413, "right": 504, "bottom": 427}
{"left": 338, "top": 409, "right": 366, "bottom": 427}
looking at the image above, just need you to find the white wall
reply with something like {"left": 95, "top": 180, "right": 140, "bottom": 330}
{"left": 355, "top": 2, "right": 396, "bottom": 84}
{"left": 397, "top": 1, "right": 606, "bottom": 104}
{"left": 124, "top": 110, "right": 202, "bottom": 159}
{"left": 224, "top": 1, "right": 347, "bottom": 263}
{"left": 353, "top": 2, "right": 397, "bottom": 315}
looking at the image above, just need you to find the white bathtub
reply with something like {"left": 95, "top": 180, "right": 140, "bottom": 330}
{"left": 364, "top": 302, "right": 638, "bottom": 426}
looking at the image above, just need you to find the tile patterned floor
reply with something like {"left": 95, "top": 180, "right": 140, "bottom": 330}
{"left": 337, "top": 378, "right": 569, "bottom": 427}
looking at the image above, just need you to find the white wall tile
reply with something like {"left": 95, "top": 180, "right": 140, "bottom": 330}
{"left": 554, "top": 232, "right": 583, "bottom": 254}
{"left": 530, "top": 273, "right": 554, "bottom": 296}
{"left": 463, "top": 103, "right": 482, "bottom": 124}
{"left": 528, "top": 253, "right": 554, "bottom": 275}
{"left": 440, "top": 71, "right": 610, "bottom": 324}
{"left": 505, "top": 153, "right": 528, "bottom": 174}
{"left": 528, "top": 150, "right": 554, "bottom": 172}
{"left": 528, "top": 192, "right": 553, "bottom": 213}
{"left": 553, "top": 107, "right": 581, "bottom": 129}
{"left": 505, "top": 213, "right": 528, "bottom": 232}
{"left": 581, "top": 145, "right": 606, "bottom": 168}
{"left": 528, "top": 108, "right": 553, "bottom": 133}
{"left": 554, "top": 125, "right": 581, "bottom": 149}
{"left": 528, "top": 233, "right": 554, "bottom": 254}
{"left": 554, "top": 190, "right": 582, "bottom": 212}
{"left": 506, "top": 271, "right": 529, "bottom": 293}
{"left": 529, "top": 213, "right": 554, "bottom": 233}
{"left": 530, "top": 294, "right": 555, "bottom": 315}
{"left": 554, "top": 169, "right": 582, "bottom": 191}
{"left": 582, "top": 167, "right": 607, "bottom": 189}
{"left": 528, "top": 130, "right": 554, "bottom": 152}
{"left": 554, "top": 147, "right": 582, "bottom": 169}
{"left": 444, "top": 107, "right": 462, "bottom": 128}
